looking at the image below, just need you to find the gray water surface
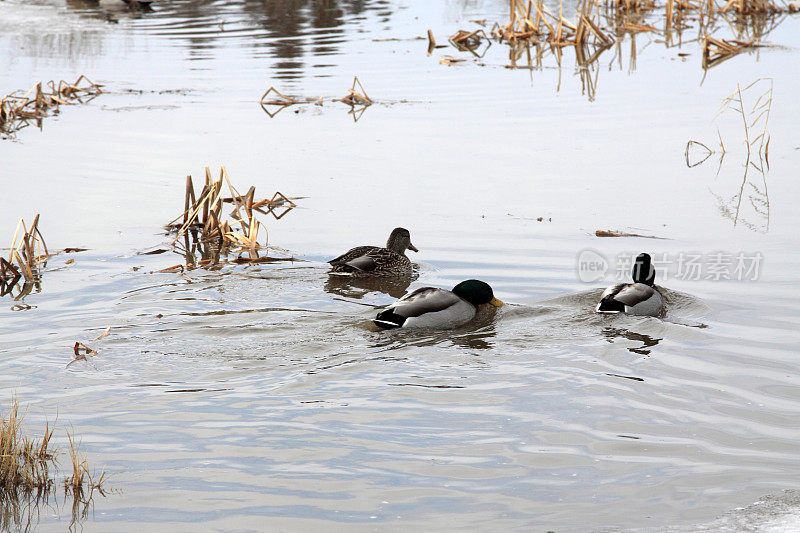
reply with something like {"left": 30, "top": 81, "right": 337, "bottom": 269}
{"left": 1, "top": 0, "right": 800, "bottom": 531}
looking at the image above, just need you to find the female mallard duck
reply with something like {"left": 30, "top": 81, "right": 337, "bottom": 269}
{"left": 596, "top": 253, "right": 664, "bottom": 316}
{"left": 374, "top": 279, "right": 503, "bottom": 329}
{"left": 328, "top": 227, "right": 418, "bottom": 276}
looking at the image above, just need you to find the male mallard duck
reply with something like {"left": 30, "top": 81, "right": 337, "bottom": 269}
{"left": 596, "top": 253, "right": 664, "bottom": 316}
{"left": 374, "top": 279, "right": 504, "bottom": 329}
{"left": 329, "top": 227, "right": 418, "bottom": 276}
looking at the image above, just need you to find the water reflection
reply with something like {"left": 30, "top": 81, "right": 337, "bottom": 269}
{"left": 368, "top": 313, "right": 499, "bottom": 352}
{"left": 324, "top": 272, "right": 415, "bottom": 299}
{"left": 602, "top": 326, "right": 662, "bottom": 355}
{"left": 498, "top": 10, "right": 793, "bottom": 100}
{"left": 0, "top": 488, "right": 101, "bottom": 533}
{"left": 59, "top": 0, "right": 395, "bottom": 80}
{"left": 687, "top": 79, "right": 772, "bottom": 232}
{"left": 709, "top": 152, "right": 770, "bottom": 233}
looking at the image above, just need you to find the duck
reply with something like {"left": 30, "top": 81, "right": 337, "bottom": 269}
{"left": 374, "top": 279, "right": 503, "bottom": 329}
{"left": 596, "top": 253, "right": 664, "bottom": 317}
{"left": 328, "top": 227, "right": 418, "bottom": 276}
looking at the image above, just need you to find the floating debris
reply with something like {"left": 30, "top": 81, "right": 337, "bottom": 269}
{"left": 449, "top": 29, "right": 491, "bottom": 55}
{"left": 67, "top": 342, "right": 98, "bottom": 368}
{"left": 0, "top": 76, "right": 102, "bottom": 139}
{"left": 595, "top": 229, "right": 664, "bottom": 238}
{"left": 440, "top": 56, "right": 468, "bottom": 66}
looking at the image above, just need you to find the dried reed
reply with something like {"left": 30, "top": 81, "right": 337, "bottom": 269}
{"left": 260, "top": 77, "right": 373, "bottom": 118}
{"left": 449, "top": 29, "right": 492, "bottom": 55}
{"left": 492, "top": 0, "right": 614, "bottom": 46}
{"left": 165, "top": 167, "right": 298, "bottom": 267}
{"left": 702, "top": 36, "right": 759, "bottom": 68}
{"left": 337, "top": 76, "right": 372, "bottom": 106}
{"left": 481, "top": 0, "right": 787, "bottom": 76}
{"left": 6, "top": 215, "right": 49, "bottom": 292}
{"left": 0, "top": 76, "right": 102, "bottom": 138}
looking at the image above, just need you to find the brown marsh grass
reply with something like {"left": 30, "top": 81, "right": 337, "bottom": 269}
{"left": 0, "top": 399, "right": 55, "bottom": 495}
{"left": 1, "top": 398, "right": 106, "bottom": 495}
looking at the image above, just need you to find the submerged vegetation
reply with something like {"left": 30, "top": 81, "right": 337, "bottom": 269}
{"left": 0, "top": 76, "right": 102, "bottom": 140}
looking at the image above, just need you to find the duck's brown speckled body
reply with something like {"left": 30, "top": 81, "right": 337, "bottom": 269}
{"left": 328, "top": 228, "right": 418, "bottom": 276}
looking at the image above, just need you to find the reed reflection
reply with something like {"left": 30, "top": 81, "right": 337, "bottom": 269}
{"left": 686, "top": 78, "right": 772, "bottom": 233}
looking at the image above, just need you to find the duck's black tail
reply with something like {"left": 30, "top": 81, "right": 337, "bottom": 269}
{"left": 374, "top": 309, "right": 405, "bottom": 329}
{"left": 597, "top": 295, "right": 625, "bottom": 313}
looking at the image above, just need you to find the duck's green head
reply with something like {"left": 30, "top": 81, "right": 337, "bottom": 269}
{"left": 452, "top": 279, "right": 504, "bottom": 307}
{"left": 386, "top": 227, "right": 418, "bottom": 254}
{"left": 632, "top": 253, "right": 656, "bottom": 286}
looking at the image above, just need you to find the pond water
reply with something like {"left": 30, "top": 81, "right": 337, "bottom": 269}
{"left": 1, "top": 0, "right": 800, "bottom": 530}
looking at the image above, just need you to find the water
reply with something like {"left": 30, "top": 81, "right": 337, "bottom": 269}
{"left": 1, "top": 0, "right": 800, "bottom": 530}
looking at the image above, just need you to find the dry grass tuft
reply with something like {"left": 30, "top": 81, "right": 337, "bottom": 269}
{"left": 63, "top": 427, "right": 106, "bottom": 497}
{"left": 2, "top": 398, "right": 106, "bottom": 499}
{"left": 1, "top": 398, "right": 56, "bottom": 494}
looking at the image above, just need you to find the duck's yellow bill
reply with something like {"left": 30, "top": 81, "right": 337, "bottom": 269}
{"left": 490, "top": 297, "right": 504, "bottom": 307}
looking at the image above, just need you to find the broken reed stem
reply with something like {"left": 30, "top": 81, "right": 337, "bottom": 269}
{"left": 0, "top": 75, "right": 102, "bottom": 138}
